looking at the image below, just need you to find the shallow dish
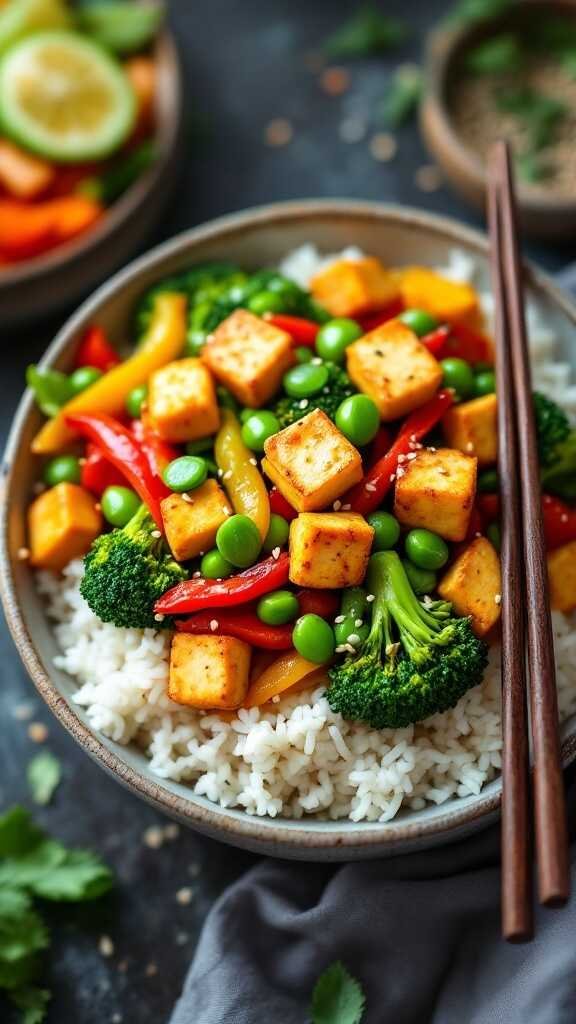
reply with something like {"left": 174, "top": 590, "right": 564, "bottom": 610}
{"left": 2, "top": 199, "right": 575, "bottom": 860}
{"left": 0, "top": 27, "right": 183, "bottom": 328}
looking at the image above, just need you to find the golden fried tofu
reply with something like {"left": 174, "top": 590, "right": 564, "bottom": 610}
{"left": 346, "top": 319, "right": 443, "bottom": 421}
{"left": 148, "top": 357, "right": 219, "bottom": 443}
{"left": 262, "top": 409, "right": 362, "bottom": 512}
{"left": 310, "top": 257, "right": 399, "bottom": 319}
{"left": 201, "top": 309, "right": 294, "bottom": 407}
{"left": 28, "top": 482, "right": 102, "bottom": 572}
{"left": 168, "top": 633, "right": 251, "bottom": 709}
{"left": 438, "top": 537, "right": 502, "bottom": 637}
{"left": 399, "top": 267, "right": 479, "bottom": 323}
{"left": 394, "top": 447, "right": 477, "bottom": 542}
{"left": 161, "top": 479, "right": 232, "bottom": 562}
{"left": 289, "top": 512, "right": 374, "bottom": 588}
{"left": 548, "top": 540, "right": 576, "bottom": 612}
{"left": 443, "top": 394, "right": 497, "bottom": 467}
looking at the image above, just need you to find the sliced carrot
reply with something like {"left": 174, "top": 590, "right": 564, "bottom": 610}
{"left": 243, "top": 650, "right": 326, "bottom": 708}
{"left": 125, "top": 56, "right": 156, "bottom": 131}
{"left": 0, "top": 197, "right": 103, "bottom": 261}
{"left": 0, "top": 139, "right": 55, "bottom": 200}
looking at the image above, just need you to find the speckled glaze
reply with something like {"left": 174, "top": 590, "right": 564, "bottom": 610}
{"left": 0, "top": 28, "right": 183, "bottom": 327}
{"left": 2, "top": 200, "right": 576, "bottom": 860}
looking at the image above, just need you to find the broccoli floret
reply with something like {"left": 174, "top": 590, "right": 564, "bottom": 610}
{"left": 327, "top": 551, "right": 488, "bottom": 729}
{"left": 273, "top": 362, "right": 355, "bottom": 429}
{"left": 541, "top": 432, "right": 576, "bottom": 501}
{"left": 534, "top": 391, "right": 570, "bottom": 466}
{"left": 134, "top": 262, "right": 241, "bottom": 338}
{"left": 80, "top": 505, "right": 187, "bottom": 630}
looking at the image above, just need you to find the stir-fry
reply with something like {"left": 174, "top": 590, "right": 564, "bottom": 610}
{"left": 26, "top": 253, "right": 576, "bottom": 727}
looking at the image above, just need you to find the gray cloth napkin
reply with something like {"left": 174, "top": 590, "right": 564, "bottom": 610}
{"left": 169, "top": 779, "right": 576, "bottom": 1024}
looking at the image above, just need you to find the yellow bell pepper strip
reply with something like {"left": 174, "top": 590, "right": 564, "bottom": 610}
{"left": 214, "top": 408, "right": 270, "bottom": 540}
{"left": 31, "top": 292, "right": 187, "bottom": 455}
{"left": 243, "top": 649, "right": 327, "bottom": 708}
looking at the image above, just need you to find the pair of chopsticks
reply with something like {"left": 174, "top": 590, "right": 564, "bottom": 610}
{"left": 487, "top": 140, "right": 570, "bottom": 942}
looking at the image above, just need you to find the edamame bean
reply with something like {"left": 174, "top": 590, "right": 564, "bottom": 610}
{"left": 248, "top": 291, "right": 285, "bottom": 316}
{"left": 163, "top": 456, "right": 207, "bottom": 493}
{"left": 263, "top": 513, "right": 290, "bottom": 553}
{"left": 43, "top": 455, "right": 81, "bottom": 487}
{"left": 315, "top": 318, "right": 362, "bottom": 363}
{"left": 367, "top": 511, "right": 401, "bottom": 550}
{"left": 335, "top": 395, "right": 380, "bottom": 446}
{"left": 405, "top": 528, "right": 449, "bottom": 571}
{"left": 474, "top": 370, "right": 496, "bottom": 396}
{"left": 101, "top": 486, "right": 141, "bottom": 527}
{"left": 292, "top": 614, "right": 335, "bottom": 663}
{"left": 399, "top": 309, "right": 439, "bottom": 337}
{"left": 216, "top": 514, "right": 262, "bottom": 568}
{"left": 257, "top": 590, "right": 300, "bottom": 625}
{"left": 402, "top": 559, "right": 437, "bottom": 596}
{"left": 283, "top": 363, "right": 329, "bottom": 398}
{"left": 68, "top": 366, "right": 103, "bottom": 395}
{"left": 241, "top": 411, "right": 280, "bottom": 452}
{"left": 125, "top": 385, "right": 148, "bottom": 419}
{"left": 201, "top": 549, "right": 234, "bottom": 579}
{"left": 440, "top": 358, "right": 475, "bottom": 401}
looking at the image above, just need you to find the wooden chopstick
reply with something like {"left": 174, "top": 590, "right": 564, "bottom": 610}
{"left": 486, "top": 158, "right": 532, "bottom": 942}
{"left": 487, "top": 140, "right": 570, "bottom": 939}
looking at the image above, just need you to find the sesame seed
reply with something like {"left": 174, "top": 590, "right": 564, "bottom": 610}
{"left": 389, "top": 473, "right": 396, "bottom": 482}
{"left": 223, "top": 470, "right": 233, "bottom": 480}
{"left": 366, "top": 594, "right": 375, "bottom": 603}
{"left": 335, "top": 644, "right": 348, "bottom": 654}
{"left": 17, "top": 546, "right": 30, "bottom": 560}
{"left": 271, "top": 695, "right": 281, "bottom": 703}
{"left": 272, "top": 546, "right": 281, "bottom": 560}
{"left": 428, "top": 446, "right": 437, "bottom": 453}
{"left": 341, "top": 503, "right": 351, "bottom": 510}
{"left": 154, "top": 613, "right": 165, "bottom": 623}
{"left": 354, "top": 619, "right": 363, "bottom": 628}
{"left": 176, "top": 887, "right": 193, "bottom": 905}
{"left": 396, "top": 467, "right": 405, "bottom": 478}
{"left": 364, "top": 482, "right": 377, "bottom": 492}
{"left": 249, "top": 458, "right": 258, "bottom": 466}
{"left": 222, "top": 507, "right": 231, "bottom": 515}
{"left": 465, "top": 442, "right": 475, "bottom": 453}
{"left": 182, "top": 493, "right": 193, "bottom": 503}
{"left": 209, "top": 620, "right": 219, "bottom": 632}
{"left": 397, "top": 453, "right": 406, "bottom": 463}
{"left": 99, "top": 935, "right": 114, "bottom": 958}
{"left": 370, "top": 132, "right": 397, "bottom": 162}
{"left": 264, "top": 118, "right": 293, "bottom": 147}
{"left": 494, "top": 594, "right": 502, "bottom": 605}
{"left": 334, "top": 615, "right": 345, "bottom": 624}
{"left": 217, "top": 468, "right": 224, "bottom": 477}
{"left": 345, "top": 643, "right": 356, "bottom": 654}
{"left": 193, "top": 570, "right": 202, "bottom": 578}
{"left": 333, "top": 500, "right": 342, "bottom": 511}
{"left": 151, "top": 530, "right": 162, "bottom": 539}
{"left": 320, "top": 66, "right": 350, "bottom": 96}
{"left": 28, "top": 722, "right": 48, "bottom": 743}
{"left": 347, "top": 633, "right": 361, "bottom": 645}
{"left": 475, "top": 531, "right": 482, "bottom": 538}
{"left": 406, "top": 452, "right": 418, "bottom": 460}
{"left": 299, "top": 399, "right": 309, "bottom": 410}
{"left": 310, "top": 357, "right": 323, "bottom": 365}
{"left": 199, "top": 551, "right": 205, "bottom": 556}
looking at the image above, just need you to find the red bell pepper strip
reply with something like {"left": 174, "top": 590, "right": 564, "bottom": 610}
{"left": 368, "top": 426, "right": 392, "bottom": 465}
{"left": 296, "top": 589, "right": 340, "bottom": 619}
{"left": 65, "top": 413, "right": 169, "bottom": 530}
{"left": 81, "top": 442, "right": 126, "bottom": 496}
{"left": 357, "top": 298, "right": 404, "bottom": 333}
{"left": 132, "top": 414, "right": 179, "bottom": 477}
{"left": 345, "top": 389, "right": 455, "bottom": 516}
{"left": 175, "top": 610, "right": 293, "bottom": 649}
{"left": 421, "top": 325, "right": 451, "bottom": 359}
{"left": 155, "top": 552, "right": 290, "bottom": 614}
{"left": 265, "top": 314, "right": 319, "bottom": 347}
{"left": 269, "top": 487, "right": 298, "bottom": 521}
{"left": 73, "top": 326, "right": 121, "bottom": 372}
{"left": 443, "top": 323, "right": 494, "bottom": 365}
{"left": 542, "top": 494, "right": 576, "bottom": 551}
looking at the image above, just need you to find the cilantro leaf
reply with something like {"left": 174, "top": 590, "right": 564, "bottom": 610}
{"left": 0, "top": 904, "right": 48, "bottom": 963}
{"left": 379, "top": 65, "right": 422, "bottom": 128}
{"left": 10, "top": 986, "right": 51, "bottom": 1024}
{"left": 311, "top": 962, "right": 366, "bottom": 1024}
{"left": 445, "top": 0, "right": 512, "bottom": 26}
{"left": 32, "top": 849, "right": 113, "bottom": 902}
{"left": 0, "top": 808, "right": 43, "bottom": 859}
{"left": 0, "top": 955, "right": 40, "bottom": 991}
{"left": 465, "top": 34, "right": 523, "bottom": 74}
{"left": 0, "top": 840, "right": 67, "bottom": 892}
{"left": 322, "top": 5, "right": 406, "bottom": 59}
{"left": 27, "top": 752, "right": 61, "bottom": 806}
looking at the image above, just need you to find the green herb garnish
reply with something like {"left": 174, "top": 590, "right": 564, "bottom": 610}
{"left": 496, "top": 87, "right": 566, "bottom": 150}
{"left": 0, "top": 806, "right": 113, "bottom": 1023}
{"left": 445, "top": 0, "right": 513, "bottom": 27}
{"left": 311, "top": 962, "right": 366, "bottom": 1024}
{"left": 322, "top": 4, "right": 407, "bottom": 59}
{"left": 465, "top": 33, "right": 523, "bottom": 74}
{"left": 379, "top": 64, "right": 422, "bottom": 127}
{"left": 27, "top": 753, "right": 61, "bottom": 807}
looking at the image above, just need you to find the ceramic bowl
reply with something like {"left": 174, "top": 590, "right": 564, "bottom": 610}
{"left": 421, "top": 0, "right": 576, "bottom": 240}
{"left": 0, "top": 28, "right": 183, "bottom": 328}
{"left": 2, "top": 199, "right": 575, "bottom": 860}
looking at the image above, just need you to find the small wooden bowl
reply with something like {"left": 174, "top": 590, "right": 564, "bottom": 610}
{"left": 421, "top": 0, "right": 576, "bottom": 240}
{"left": 0, "top": 29, "right": 183, "bottom": 327}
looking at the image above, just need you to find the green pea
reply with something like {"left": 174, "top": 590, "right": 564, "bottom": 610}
{"left": 26, "top": 364, "right": 73, "bottom": 418}
{"left": 241, "top": 411, "right": 280, "bottom": 452}
{"left": 266, "top": 276, "right": 301, "bottom": 302}
{"left": 367, "top": 511, "right": 401, "bottom": 551}
{"left": 186, "top": 438, "right": 214, "bottom": 455}
{"left": 399, "top": 308, "right": 439, "bottom": 337}
{"left": 402, "top": 559, "right": 437, "bottom": 596}
{"left": 440, "top": 358, "right": 476, "bottom": 401}
{"left": 487, "top": 522, "right": 501, "bottom": 552}
{"left": 478, "top": 469, "right": 499, "bottom": 493}
{"left": 248, "top": 290, "right": 285, "bottom": 316}
{"left": 101, "top": 486, "right": 141, "bottom": 528}
{"left": 292, "top": 614, "right": 335, "bottom": 664}
{"left": 125, "top": 385, "right": 148, "bottom": 419}
{"left": 474, "top": 370, "right": 496, "bottom": 396}
{"left": 185, "top": 331, "right": 206, "bottom": 357}
{"left": 239, "top": 407, "right": 258, "bottom": 424}
{"left": 263, "top": 513, "right": 290, "bottom": 553}
{"left": 405, "top": 528, "right": 449, "bottom": 571}
{"left": 283, "top": 362, "right": 329, "bottom": 398}
{"left": 201, "top": 549, "right": 234, "bottom": 579}
{"left": 334, "top": 617, "right": 370, "bottom": 648}
{"left": 295, "top": 346, "right": 313, "bottom": 364}
{"left": 315, "top": 318, "right": 363, "bottom": 363}
{"left": 216, "top": 514, "right": 262, "bottom": 568}
{"left": 335, "top": 394, "right": 380, "bottom": 446}
{"left": 257, "top": 589, "right": 300, "bottom": 625}
{"left": 163, "top": 456, "right": 207, "bottom": 493}
{"left": 68, "top": 365, "right": 103, "bottom": 395}
{"left": 43, "top": 454, "right": 81, "bottom": 487}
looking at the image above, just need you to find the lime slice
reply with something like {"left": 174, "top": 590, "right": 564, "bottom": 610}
{"left": 0, "top": 31, "right": 136, "bottom": 162}
{"left": 0, "top": 0, "right": 70, "bottom": 55}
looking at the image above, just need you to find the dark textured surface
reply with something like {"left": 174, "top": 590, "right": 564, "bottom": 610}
{"left": 0, "top": 1, "right": 567, "bottom": 1021}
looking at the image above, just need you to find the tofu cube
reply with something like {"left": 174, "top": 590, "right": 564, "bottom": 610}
{"left": 161, "top": 479, "right": 232, "bottom": 561}
{"left": 28, "top": 482, "right": 103, "bottom": 572}
{"left": 443, "top": 394, "right": 497, "bottom": 467}
{"left": 289, "top": 512, "right": 374, "bottom": 588}
{"left": 201, "top": 309, "right": 294, "bottom": 407}
{"left": 394, "top": 447, "right": 477, "bottom": 542}
{"left": 168, "top": 633, "right": 251, "bottom": 709}
{"left": 346, "top": 319, "right": 443, "bottom": 421}
{"left": 548, "top": 540, "right": 576, "bottom": 612}
{"left": 438, "top": 537, "right": 502, "bottom": 636}
{"left": 148, "top": 357, "right": 219, "bottom": 443}
{"left": 262, "top": 408, "right": 362, "bottom": 512}
{"left": 399, "top": 267, "right": 479, "bottom": 323}
{"left": 310, "top": 257, "right": 399, "bottom": 319}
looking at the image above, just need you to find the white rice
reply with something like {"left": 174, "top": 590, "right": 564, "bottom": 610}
{"left": 36, "top": 246, "right": 576, "bottom": 823}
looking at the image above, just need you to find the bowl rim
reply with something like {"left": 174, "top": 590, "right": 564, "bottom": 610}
{"left": 3, "top": 197, "right": 576, "bottom": 853}
{"left": 0, "top": 27, "right": 182, "bottom": 290}
{"left": 423, "top": 0, "right": 576, "bottom": 214}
